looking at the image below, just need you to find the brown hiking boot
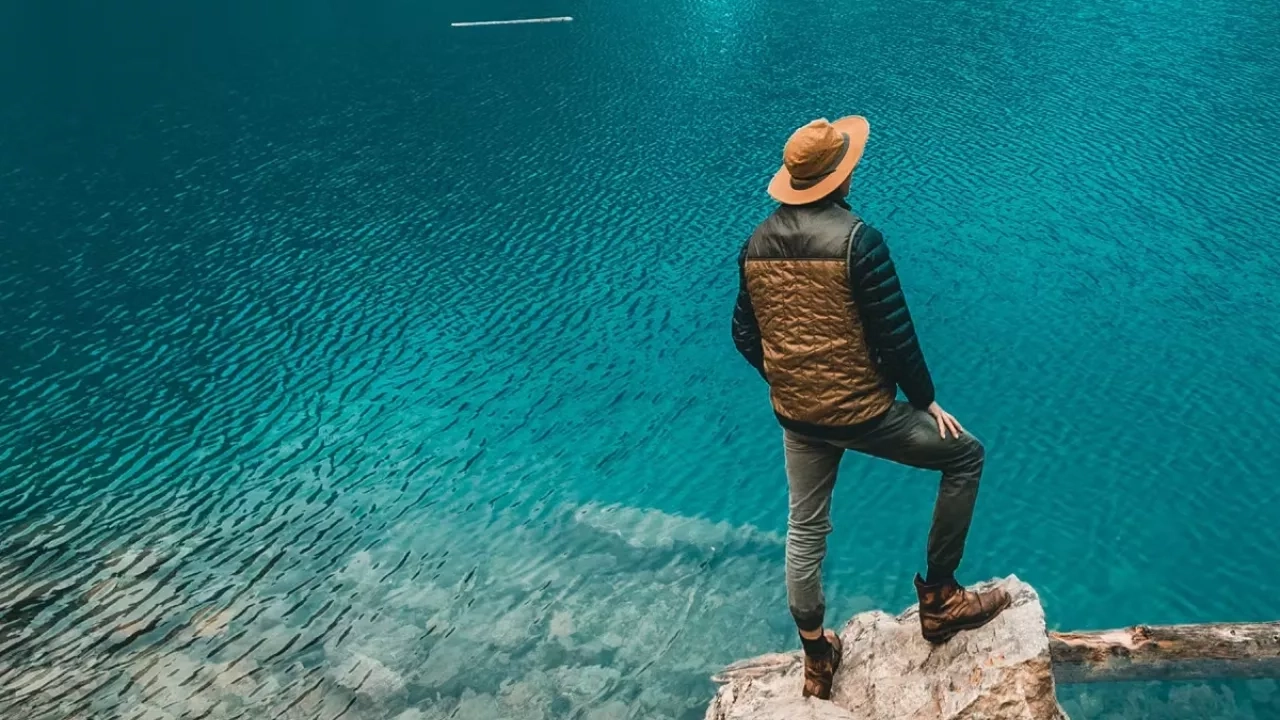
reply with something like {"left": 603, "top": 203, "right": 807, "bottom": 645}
{"left": 914, "top": 574, "right": 1011, "bottom": 644}
{"left": 801, "top": 630, "right": 842, "bottom": 700}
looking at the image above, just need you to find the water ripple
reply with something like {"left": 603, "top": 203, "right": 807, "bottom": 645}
{"left": 2, "top": 0, "right": 1280, "bottom": 718}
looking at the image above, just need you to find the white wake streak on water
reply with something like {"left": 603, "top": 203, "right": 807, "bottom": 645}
{"left": 450, "top": 17, "right": 573, "bottom": 28}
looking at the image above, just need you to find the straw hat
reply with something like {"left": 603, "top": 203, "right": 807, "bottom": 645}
{"left": 768, "top": 116, "right": 870, "bottom": 205}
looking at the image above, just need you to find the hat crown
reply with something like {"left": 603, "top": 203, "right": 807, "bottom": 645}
{"left": 783, "top": 119, "right": 845, "bottom": 181}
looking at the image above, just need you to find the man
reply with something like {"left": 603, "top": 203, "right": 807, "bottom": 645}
{"left": 731, "top": 117, "right": 1010, "bottom": 700}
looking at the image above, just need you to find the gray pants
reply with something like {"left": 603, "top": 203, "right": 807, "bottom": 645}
{"left": 784, "top": 402, "right": 986, "bottom": 631}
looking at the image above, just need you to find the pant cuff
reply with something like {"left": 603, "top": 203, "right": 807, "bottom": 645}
{"left": 790, "top": 604, "right": 825, "bottom": 632}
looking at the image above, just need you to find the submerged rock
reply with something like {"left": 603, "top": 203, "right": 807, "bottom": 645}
{"left": 706, "top": 577, "right": 1068, "bottom": 720}
{"left": 332, "top": 651, "right": 407, "bottom": 703}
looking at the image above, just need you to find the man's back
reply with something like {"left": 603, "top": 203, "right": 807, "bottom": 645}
{"left": 734, "top": 196, "right": 939, "bottom": 438}
{"left": 740, "top": 199, "right": 896, "bottom": 432}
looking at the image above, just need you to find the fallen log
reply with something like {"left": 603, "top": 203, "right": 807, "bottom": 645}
{"left": 1049, "top": 622, "right": 1280, "bottom": 684}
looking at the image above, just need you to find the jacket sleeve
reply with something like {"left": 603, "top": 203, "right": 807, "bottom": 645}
{"left": 848, "top": 224, "right": 936, "bottom": 409}
{"left": 732, "top": 243, "right": 768, "bottom": 381}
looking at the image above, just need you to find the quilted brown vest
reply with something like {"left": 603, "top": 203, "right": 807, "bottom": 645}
{"left": 743, "top": 201, "right": 895, "bottom": 429}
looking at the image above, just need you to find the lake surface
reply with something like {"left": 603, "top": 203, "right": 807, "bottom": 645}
{"left": 2, "top": 0, "right": 1279, "bottom": 718}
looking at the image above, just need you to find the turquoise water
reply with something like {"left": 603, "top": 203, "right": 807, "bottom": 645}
{"left": 2, "top": 0, "right": 1279, "bottom": 718}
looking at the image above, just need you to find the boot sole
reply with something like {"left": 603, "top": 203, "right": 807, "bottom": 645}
{"left": 921, "top": 594, "right": 1013, "bottom": 645}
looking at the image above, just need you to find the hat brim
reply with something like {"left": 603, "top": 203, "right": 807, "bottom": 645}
{"left": 768, "top": 115, "right": 870, "bottom": 205}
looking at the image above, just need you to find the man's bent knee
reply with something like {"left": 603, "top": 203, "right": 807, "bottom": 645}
{"left": 966, "top": 436, "right": 985, "bottom": 465}
{"left": 950, "top": 435, "right": 985, "bottom": 475}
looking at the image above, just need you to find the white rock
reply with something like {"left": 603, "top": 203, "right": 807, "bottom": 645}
{"left": 121, "top": 703, "right": 178, "bottom": 720}
{"left": 585, "top": 700, "right": 638, "bottom": 720}
{"left": 330, "top": 616, "right": 424, "bottom": 672}
{"left": 706, "top": 577, "right": 1069, "bottom": 720}
{"left": 414, "top": 638, "right": 466, "bottom": 688}
{"left": 498, "top": 672, "right": 554, "bottom": 719}
{"left": 570, "top": 503, "right": 782, "bottom": 550}
{"left": 551, "top": 664, "right": 622, "bottom": 703}
{"left": 452, "top": 689, "right": 506, "bottom": 720}
{"left": 337, "top": 551, "right": 377, "bottom": 585}
{"left": 549, "top": 611, "right": 575, "bottom": 640}
{"left": 333, "top": 651, "right": 406, "bottom": 703}
{"left": 492, "top": 604, "right": 539, "bottom": 649}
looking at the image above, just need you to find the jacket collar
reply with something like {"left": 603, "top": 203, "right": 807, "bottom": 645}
{"left": 794, "top": 195, "right": 850, "bottom": 210}
{"left": 782, "top": 195, "right": 851, "bottom": 212}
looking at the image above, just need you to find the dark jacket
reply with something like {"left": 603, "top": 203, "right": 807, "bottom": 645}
{"left": 732, "top": 197, "right": 935, "bottom": 438}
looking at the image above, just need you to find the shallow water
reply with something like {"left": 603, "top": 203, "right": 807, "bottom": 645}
{"left": 2, "top": 0, "right": 1279, "bottom": 718}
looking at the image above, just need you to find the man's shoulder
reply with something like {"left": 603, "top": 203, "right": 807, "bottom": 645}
{"left": 850, "top": 215, "right": 886, "bottom": 249}
{"left": 844, "top": 206, "right": 877, "bottom": 232}
{"left": 848, "top": 220, "right": 894, "bottom": 278}
{"left": 746, "top": 202, "right": 861, "bottom": 259}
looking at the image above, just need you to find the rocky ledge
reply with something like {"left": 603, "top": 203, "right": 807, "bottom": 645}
{"left": 706, "top": 576, "right": 1069, "bottom": 720}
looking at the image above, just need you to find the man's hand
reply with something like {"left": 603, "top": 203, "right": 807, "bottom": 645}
{"left": 927, "top": 402, "right": 966, "bottom": 439}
